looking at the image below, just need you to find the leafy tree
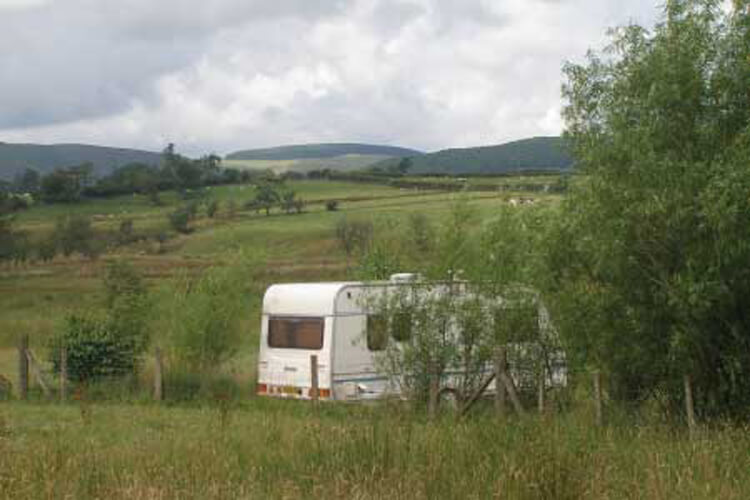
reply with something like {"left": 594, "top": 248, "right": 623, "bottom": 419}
{"left": 254, "top": 182, "right": 279, "bottom": 216}
{"left": 280, "top": 190, "right": 302, "bottom": 214}
{"left": 14, "top": 168, "right": 40, "bottom": 194}
{"left": 54, "top": 215, "right": 99, "bottom": 258}
{"left": 40, "top": 168, "right": 84, "bottom": 203}
{"left": 159, "top": 256, "right": 259, "bottom": 373}
{"left": 169, "top": 208, "right": 192, "bottom": 234}
{"left": 553, "top": 0, "right": 750, "bottom": 415}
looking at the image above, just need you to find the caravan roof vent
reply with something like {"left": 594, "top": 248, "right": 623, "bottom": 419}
{"left": 389, "top": 273, "right": 418, "bottom": 283}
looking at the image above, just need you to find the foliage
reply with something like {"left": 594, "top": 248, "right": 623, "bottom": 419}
{"left": 360, "top": 202, "right": 557, "bottom": 402}
{"left": 280, "top": 190, "right": 304, "bottom": 214}
{"left": 49, "top": 261, "right": 151, "bottom": 381}
{"left": 555, "top": 0, "right": 750, "bottom": 415}
{"left": 0, "top": 216, "right": 29, "bottom": 264}
{"left": 168, "top": 207, "right": 192, "bottom": 234}
{"left": 40, "top": 166, "right": 89, "bottom": 203}
{"left": 54, "top": 215, "right": 100, "bottom": 258}
{"left": 206, "top": 199, "right": 219, "bottom": 218}
{"left": 325, "top": 199, "right": 339, "bottom": 211}
{"left": 159, "top": 254, "right": 260, "bottom": 373}
{"left": 254, "top": 182, "right": 280, "bottom": 216}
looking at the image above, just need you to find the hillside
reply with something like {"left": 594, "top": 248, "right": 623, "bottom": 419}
{"left": 0, "top": 142, "right": 162, "bottom": 180}
{"left": 376, "top": 137, "right": 573, "bottom": 175}
{"left": 226, "top": 143, "right": 422, "bottom": 161}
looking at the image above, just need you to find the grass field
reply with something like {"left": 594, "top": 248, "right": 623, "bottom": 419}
{"left": 0, "top": 400, "right": 747, "bottom": 499}
{"left": 4, "top": 177, "right": 739, "bottom": 499}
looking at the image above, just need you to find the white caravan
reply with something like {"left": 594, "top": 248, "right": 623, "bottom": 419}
{"left": 256, "top": 276, "right": 566, "bottom": 402}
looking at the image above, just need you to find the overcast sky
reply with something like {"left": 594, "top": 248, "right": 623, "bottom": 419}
{"left": 0, "top": 0, "right": 661, "bottom": 155}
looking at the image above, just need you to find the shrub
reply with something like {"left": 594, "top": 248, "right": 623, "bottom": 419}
{"left": 55, "top": 215, "right": 100, "bottom": 258}
{"left": 116, "top": 218, "right": 135, "bottom": 245}
{"left": 49, "top": 260, "right": 151, "bottom": 382}
{"left": 326, "top": 200, "right": 339, "bottom": 211}
{"left": 50, "top": 314, "right": 140, "bottom": 382}
{"left": 159, "top": 255, "right": 259, "bottom": 374}
{"left": 206, "top": 199, "right": 219, "bottom": 218}
{"left": 169, "top": 208, "right": 191, "bottom": 234}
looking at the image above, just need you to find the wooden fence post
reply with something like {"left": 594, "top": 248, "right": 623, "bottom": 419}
{"left": 499, "top": 371, "right": 525, "bottom": 416}
{"left": 684, "top": 374, "right": 696, "bottom": 437}
{"left": 59, "top": 346, "right": 67, "bottom": 402}
{"left": 310, "top": 355, "right": 319, "bottom": 403}
{"left": 494, "top": 347, "right": 507, "bottom": 416}
{"left": 154, "top": 346, "right": 163, "bottom": 402}
{"left": 593, "top": 370, "right": 603, "bottom": 426}
{"left": 26, "top": 350, "right": 51, "bottom": 398}
{"left": 18, "top": 335, "right": 28, "bottom": 400}
{"left": 428, "top": 361, "right": 439, "bottom": 420}
{"left": 538, "top": 365, "right": 545, "bottom": 414}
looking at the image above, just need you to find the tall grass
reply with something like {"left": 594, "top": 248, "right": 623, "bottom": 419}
{"left": 0, "top": 401, "right": 747, "bottom": 499}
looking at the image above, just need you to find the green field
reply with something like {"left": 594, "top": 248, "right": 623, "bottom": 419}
{"left": 224, "top": 153, "right": 394, "bottom": 174}
{"left": 2, "top": 177, "right": 742, "bottom": 499}
{"left": 0, "top": 180, "right": 552, "bottom": 381}
{"left": 0, "top": 401, "right": 747, "bottom": 499}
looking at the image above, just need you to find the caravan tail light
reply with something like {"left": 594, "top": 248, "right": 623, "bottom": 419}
{"left": 309, "top": 388, "right": 331, "bottom": 399}
{"left": 256, "top": 383, "right": 268, "bottom": 395}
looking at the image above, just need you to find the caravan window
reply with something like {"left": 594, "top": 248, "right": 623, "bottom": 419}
{"left": 367, "top": 314, "right": 388, "bottom": 351}
{"left": 268, "top": 317, "right": 324, "bottom": 349}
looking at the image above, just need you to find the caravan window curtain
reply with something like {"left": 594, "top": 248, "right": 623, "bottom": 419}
{"left": 268, "top": 317, "right": 324, "bottom": 349}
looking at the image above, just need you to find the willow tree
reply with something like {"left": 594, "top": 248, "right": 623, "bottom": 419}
{"left": 553, "top": 0, "right": 750, "bottom": 415}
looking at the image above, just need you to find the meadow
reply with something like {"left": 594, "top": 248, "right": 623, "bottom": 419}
{"left": 1, "top": 178, "right": 743, "bottom": 499}
{"left": 1, "top": 400, "right": 748, "bottom": 499}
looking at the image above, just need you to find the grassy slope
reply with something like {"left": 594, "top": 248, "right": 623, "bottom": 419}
{"left": 0, "top": 180, "right": 539, "bottom": 380}
{"left": 223, "top": 154, "right": 395, "bottom": 173}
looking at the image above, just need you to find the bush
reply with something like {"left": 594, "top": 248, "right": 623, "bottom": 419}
{"left": 49, "top": 314, "right": 140, "bottom": 382}
{"left": 116, "top": 218, "right": 136, "bottom": 245}
{"left": 159, "top": 255, "right": 260, "bottom": 374}
{"left": 55, "top": 215, "right": 100, "bottom": 258}
{"left": 206, "top": 199, "right": 219, "bottom": 218}
{"left": 326, "top": 200, "right": 339, "bottom": 211}
{"left": 49, "top": 260, "right": 151, "bottom": 382}
{"left": 169, "top": 208, "right": 191, "bottom": 234}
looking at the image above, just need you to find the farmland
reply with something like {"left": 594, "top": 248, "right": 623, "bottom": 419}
{"left": 0, "top": 177, "right": 747, "bottom": 499}
{"left": 0, "top": 179, "right": 553, "bottom": 385}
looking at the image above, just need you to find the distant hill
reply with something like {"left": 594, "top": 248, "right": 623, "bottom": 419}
{"left": 226, "top": 143, "right": 423, "bottom": 161}
{"left": 0, "top": 142, "right": 162, "bottom": 180}
{"left": 376, "top": 137, "right": 573, "bottom": 175}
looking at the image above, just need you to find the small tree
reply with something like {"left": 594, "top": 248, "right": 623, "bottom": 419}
{"left": 159, "top": 255, "right": 259, "bottom": 373}
{"left": 325, "top": 200, "right": 339, "bottom": 211}
{"left": 254, "top": 183, "right": 279, "bottom": 216}
{"left": 169, "top": 208, "right": 191, "bottom": 234}
{"left": 206, "top": 199, "right": 219, "bottom": 218}
{"left": 49, "top": 260, "right": 151, "bottom": 382}
{"left": 55, "top": 215, "right": 100, "bottom": 259}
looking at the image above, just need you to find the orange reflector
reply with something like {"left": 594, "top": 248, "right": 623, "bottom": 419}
{"left": 308, "top": 388, "right": 331, "bottom": 399}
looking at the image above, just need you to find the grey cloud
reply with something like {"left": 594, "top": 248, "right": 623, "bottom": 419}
{"left": 0, "top": 0, "right": 347, "bottom": 128}
{"left": 0, "top": 0, "right": 661, "bottom": 154}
